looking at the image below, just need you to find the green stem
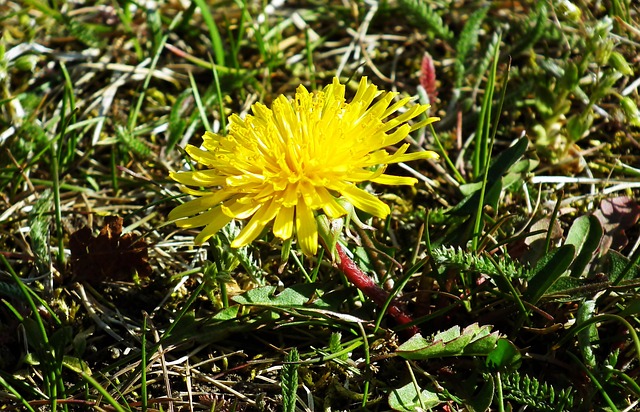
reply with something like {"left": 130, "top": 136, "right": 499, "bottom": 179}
{"left": 62, "top": 365, "right": 127, "bottom": 412}
{"left": 495, "top": 372, "right": 504, "bottom": 412}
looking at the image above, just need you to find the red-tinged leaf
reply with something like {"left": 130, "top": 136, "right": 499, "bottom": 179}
{"left": 69, "top": 216, "right": 151, "bottom": 283}
{"left": 594, "top": 196, "right": 640, "bottom": 254}
{"left": 420, "top": 52, "right": 438, "bottom": 105}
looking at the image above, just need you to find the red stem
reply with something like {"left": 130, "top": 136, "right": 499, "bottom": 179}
{"left": 336, "top": 244, "right": 419, "bottom": 337}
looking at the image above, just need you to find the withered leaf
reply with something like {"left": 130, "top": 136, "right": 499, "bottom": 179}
{"left": 69, "top": 216, "right": 151, "bottom": 283}
{"left": 594, "top": 196, "right": 640, "bottom": 254}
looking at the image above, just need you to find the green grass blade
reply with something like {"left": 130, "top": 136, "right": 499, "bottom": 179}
{"left": 471, "top": 33, "right": 502, "bottom": 251}
{"left": 192, "top": 0, "right": 225, "bottom": 66}
{"left": 62, "top": 364, "right": 128, "bottom": 412}
{"left": 0, "top": 374, "right": 37, "bottom": 412}
{"left": 189, "top": 71, "right": 211, "bottom": 132}
{"left": 141, "top": 312, "right": 148, "bottom": 412}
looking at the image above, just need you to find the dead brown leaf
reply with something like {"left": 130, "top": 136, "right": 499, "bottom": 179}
{"left": 594, "top": 196, "right": 640, "bottom": 254}
{"left": 69, "top": 216, "right": 151, "bottom": 283}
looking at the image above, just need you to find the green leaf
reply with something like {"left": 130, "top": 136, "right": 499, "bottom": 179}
{"left": 566, "top": 112, "right": 593, "bottom": 142}
{"left": 232, "top": 284, "right": 320, "bottom": 307}
{"left": 281, "top": 348, "right": 299, "bottom": 412}
{"left": 455, "top": 6, "right": 489, "bottom": 88}
{"left": 22, "top": 318, "right": 47, "bottom": 353}
{"left": 456, "top": 7, "right": 489, "bottom": 62}
{"left": 212, "top": 306, "right": 239, "bottom": 320}
{"left": 465, "top": 375, "right": 494, "bottom": 412}
{"left": 558, "top": 61, "right": 579, "bottom": 91}
{"left": 389, "top": 382, "right": 442, "bottom": 411}
{"left": 576, "top": 300, "right": 597, "bottom": 368}
{"left": 511, "top": 3, "right": 548, "bottom": 55}
{"left": 29, "top": 189, "right": 52, "bottom": 274}
{"left": 606, "top": 250, "right": 640, "bottom": 283}
{"left": 544, "top": 276, "right": 607, "bottom": 300}
{"left": 116, "top": 125, "right": 152, "bottom": 158}
{"left": 486, "top": 339, "right": 521, "bottom": 371}
{"left": 464, "top": 331, "right": 504, "bottom": 356}
{"left": 50, "top": 326, "right": 73, "bottom": 362}
{"left": 62, "top": 355, "right": 92, "bottom": 375}
{"left": 397, "top": 323, "right": 503, "bottom": 360}
{"left": 398, "top": 0, "right": 453, "bottom": 41}
{"left": 565, "top": 215, "right": 602, "bottom": 277}
{"left": 524, "top": 244, "right": 575, "bottom": 305}
{"left": 619, "top": 299, "right": 640, "bottom": 316}
{"left": 232, "top": 283, "right": 348, "bottom": 311}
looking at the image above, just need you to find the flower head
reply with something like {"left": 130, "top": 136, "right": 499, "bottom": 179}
{"left": 169, "top": 77, "right": 439, "bottom": 255}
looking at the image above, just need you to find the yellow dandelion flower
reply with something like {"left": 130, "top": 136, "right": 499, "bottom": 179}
{"left": 169, "top": 77, "right": 439, "bottom": 255}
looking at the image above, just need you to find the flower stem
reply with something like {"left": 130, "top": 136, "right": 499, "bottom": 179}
{"left": 335, "top": 244, "right": 419, "bottom": 336}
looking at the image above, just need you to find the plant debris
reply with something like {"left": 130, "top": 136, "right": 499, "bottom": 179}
{"left": 69, "top": 216, "right": 151, "bottom": 283}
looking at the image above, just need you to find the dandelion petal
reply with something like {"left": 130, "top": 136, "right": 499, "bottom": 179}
{"left": 296, "top": 201, "right": 318, "bottom": 256}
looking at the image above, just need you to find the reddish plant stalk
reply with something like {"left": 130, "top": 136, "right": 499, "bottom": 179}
{"left": 336, "top": 244, "right": 419, "bottom": 337}
{"left": 420, "top": 52, "right": 438, "bottom": 105}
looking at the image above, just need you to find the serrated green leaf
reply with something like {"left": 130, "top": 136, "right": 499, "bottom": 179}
{"left": 463, "top": 333, "right": 502, "bottom": 356}
{"left": 397, "top": 323, "right": 502, "bottom": 360}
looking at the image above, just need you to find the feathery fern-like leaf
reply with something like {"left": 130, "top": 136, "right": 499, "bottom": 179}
{"left": 501, "top": 372, "right": 574, "bottom": 411}
{"left": 455, "top": 7, "right": 489, "bottom": 88}
{"left": 431, "top": 246, "right": 530, "bottom": 279}
{"left": 29, "top": 190, "right": 52, "bottom": 274}
{"left": 281, "top": 348, "right": 299, "bottom": 412}
{"left": 398, "top": 0, "right": 453, "bottom": 40}
{"left": 116, "top": 126, "right": 152, "bottom": 158}
{"left": 472, "top": 32, "right": 502, "bottom": 92}
{"left": 511, "top": 3, "right": 549, "bottom": 56}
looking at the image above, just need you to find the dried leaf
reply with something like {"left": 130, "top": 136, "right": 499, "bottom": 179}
{"left": 594, "top": 197, "right": 640, "bottom": 254}
{"left": 525, "top": 217, "right": 563, "bottom": 247}
{"left": 69, "top": 216, "right": 151, "bottom": 283}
